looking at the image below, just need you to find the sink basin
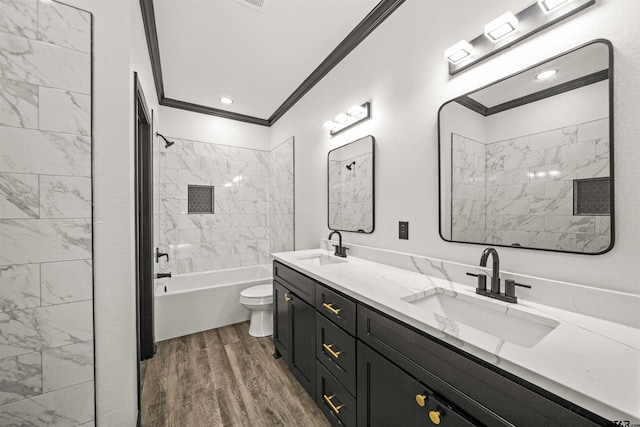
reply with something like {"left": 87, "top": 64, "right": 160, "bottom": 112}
{"left": 296, "top": 254, "right": 348, "bottom": 267}
{"left": 403, "top": 289, "right": 559, "bottom": 348}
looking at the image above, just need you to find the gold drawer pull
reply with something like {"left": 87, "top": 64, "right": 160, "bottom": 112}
{"left": 415, "top": 394, "right": 427, "bottom": 407}
{"left": 429, "top": 410, "right": 441, "bottom": 425}
{"left": 284, "top": 293, "right": 291, "bottom": 302}
{"left": 322, "top": 302, "right": 341, "bottom": 315}
{"left": 323, "top": 394, "right": 344, "bottom": 415}
{"left": 322, "top": 343, "right": 341, "bottom": 359}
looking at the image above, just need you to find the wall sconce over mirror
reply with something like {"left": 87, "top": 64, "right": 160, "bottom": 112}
{"left": 445, "top": 0, "right": 595, "bottom": 75}
{"left": 438, "top": 40, "right": 614, "bottom": 255}
{"left": 323, "top": 102, "right": 371, "bottom": 136}
{"left": 328, "top": 135, "right": 375, "bottom": 233}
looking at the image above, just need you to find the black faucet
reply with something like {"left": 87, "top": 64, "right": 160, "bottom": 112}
{"left": 156, "top": 272, "right": 172, "bottom": 279}
{"left": 156, "top": 247, "right": 169, "bottom": 263}
{"left": 328, "top": 230, "right": 348, "bottom": 258}
{"left": 467, "top": 247, "right": 531, "bottom": 303}
{"left": 480, "top": 247, "right": 501, "bottom": 294}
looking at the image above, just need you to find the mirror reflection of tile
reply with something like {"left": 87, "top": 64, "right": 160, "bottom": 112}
{"left": 451, "top": 117, "right": 610, "bottom": 253}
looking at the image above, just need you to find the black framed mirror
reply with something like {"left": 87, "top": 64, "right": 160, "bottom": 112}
{"left": 328, "top": 135, "right": 375, "bottom": 233}
{"left": 438, "top": 39, "right": 613, "bottom": 254}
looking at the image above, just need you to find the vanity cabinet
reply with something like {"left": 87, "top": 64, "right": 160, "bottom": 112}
{"left": 273, "top": 262, "right": 316, "bottom": 399}
{"left": 273, "top": 261, "right": 610, "bottom": 427}
{"left": 357, "top": 341, "right": 476, "bottom": 427}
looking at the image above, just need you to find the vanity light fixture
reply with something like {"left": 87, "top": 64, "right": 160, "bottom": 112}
{"left": 444, "top": 40, "right": 474, "bottom": 64}
{"left": 334, "top": 113, "right": 350, "bottom": 124}
{"left": 219, "top": 97, "right": 233, "bottom": 105}
{"left": 323, "top": 120, "right": 338, "bottom": 131}
{"left": 446, "top": 0, "right": 594, "bottom": 75}
{"left": 535, "top": 69, "right": 558, "bottom": 79}
{"left": 323, "top": 102, "right": 371, "bottom": 136}
{"left": 538, "top": 0, "right": 573, "bottom": 14}
{"left": 484, "top": 12, "right": 519, "bottom": 43}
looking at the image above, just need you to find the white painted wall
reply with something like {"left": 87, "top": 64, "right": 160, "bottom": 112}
{"left": 269, "top": 0, "right": 640, "bottom": 294}
{"left": 159, "top": 106, "right": 270, "bottom": 150}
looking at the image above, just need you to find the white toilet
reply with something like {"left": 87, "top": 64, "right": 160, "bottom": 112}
{"left": 239, "top": 284, "right": 273, "bottom": 337}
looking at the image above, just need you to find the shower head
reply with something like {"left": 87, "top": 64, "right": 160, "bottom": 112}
{"left": 156, "top": 132, "right": 175, "bottom": 148}
{"left": 346, "top": 161, "right": 356, "bottom": 170}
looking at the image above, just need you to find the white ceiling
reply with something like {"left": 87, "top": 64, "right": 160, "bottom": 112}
{"left": 154, "top": 0, "right": 380, "bottom": 119}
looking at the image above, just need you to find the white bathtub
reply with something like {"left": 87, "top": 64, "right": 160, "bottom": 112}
{"left": 154, "top": 264, "right": 273, "bottom": 341}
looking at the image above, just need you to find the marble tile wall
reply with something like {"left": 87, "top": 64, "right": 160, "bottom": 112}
{"left": 270, "top": 137, "right": 294, "bottom": 254}
{"left": 329, "top": 153, "right": 373, "bottom": 232}
{"left": 451, "top": 134, "right": 486, "bottom": 243}
{"left": 0, "top": 1, "right": 94, "bottom": 425}
{"left": 485, "top": 118, "right": 610, "bottom": 252}
{"left": 157, "top": 137, "right": 296, "bottom": 274}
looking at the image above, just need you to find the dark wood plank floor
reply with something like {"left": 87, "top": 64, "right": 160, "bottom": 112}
{"left": 140, "top": 322, "right": 331, "bottom": 427}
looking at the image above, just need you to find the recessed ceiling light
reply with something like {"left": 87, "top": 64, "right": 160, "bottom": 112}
{"left": 323, "top": 121, "right": 338, "bottom": 131}
{"left": 484, "top": 12, "right": 519, "bottom": 43}
{"left": 219, "top": 97, "right": 233, "bottom": 105}
{"left": 347, "top": 105, "right": 366, "bottom": 117}
{"left": 536, "top": 69, "right": 558, "bottom": 79}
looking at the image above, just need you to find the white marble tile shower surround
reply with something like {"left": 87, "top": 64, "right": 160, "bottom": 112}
{"left": 0, "top": 1, "right": 94, "bottom": 425}
{"left": 157, "top": 137, "right": 294, "bottom": 274}
{"left": 450, "top": 118, "right": 610, "bottom": 252}
{"left": 270, "top": 138, "right": 294, "bottom": 254}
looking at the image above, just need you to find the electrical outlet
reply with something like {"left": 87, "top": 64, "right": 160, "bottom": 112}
{"left": 399, "top": 221, "right": 409, "bottom": 240}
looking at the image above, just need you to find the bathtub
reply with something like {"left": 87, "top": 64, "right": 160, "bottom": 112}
{"left": 154, "top": 264, "right": 273, "bottom": 341}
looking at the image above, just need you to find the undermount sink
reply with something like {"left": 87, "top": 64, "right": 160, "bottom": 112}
{"left": 296, "top": 254, "right": 348, "bottom": 267}
{"left": 403, "top": 289, "right": 559, "bottom": 348}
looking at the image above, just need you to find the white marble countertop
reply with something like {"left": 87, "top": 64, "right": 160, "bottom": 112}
{"left": 273, "top": 248, "right": 640, "bottom": 423}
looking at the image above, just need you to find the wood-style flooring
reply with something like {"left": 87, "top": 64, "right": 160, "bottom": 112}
{"left": 140, "top": 321, "right": 331, "bottom": 427}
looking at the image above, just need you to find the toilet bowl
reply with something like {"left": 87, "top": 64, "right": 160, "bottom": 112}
{"left": 239, "top": 284, "right": 273, "bottom": 337}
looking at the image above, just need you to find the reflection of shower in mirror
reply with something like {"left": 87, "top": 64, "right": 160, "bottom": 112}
{"left": 346, "top": 161, "right": 356, "bottom": 170}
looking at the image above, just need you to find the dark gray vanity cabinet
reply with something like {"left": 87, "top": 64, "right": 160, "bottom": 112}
{"left": 357, "top": 305, "right": 609, "bottom": 427}
{"left": 357, "top": 342, "right": 476, "bottom": 427}
{"left": 273, "top": 261, "right": 611, "bottom": 427}
{"left": 273, "top": 262, "right": 316, "bottom": 400}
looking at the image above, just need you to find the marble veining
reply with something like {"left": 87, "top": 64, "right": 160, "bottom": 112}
{"left": 0, "top": 352, "right": 41, "bottom": 405}
{"left": 450, "top": 118, "right": 610, "bottom": 252}
{"left": 0, "top": 0, "right": 37, "bottom": 39}
{"left": 0, "top": 1, "right": 93, "bottom": 422}
{"left": 0, "top": 173, "right": 39, "bottom": 219}
{"left": 0, "top": 126, "right": 91, "bottom": 177}
{"left": 270, "top": 137, "right": 294, "bottom": 254}
{"left": 0, "top": 300, "right": 93, "bottom": 359}
{"left": 0, "top": 78, "right": 38, "bottom": 129}
{"left": 0, "top": 264, "right": 39, "bottom": 313}
{"left": 277, "top": 245, "right": 640, "bottom": 421}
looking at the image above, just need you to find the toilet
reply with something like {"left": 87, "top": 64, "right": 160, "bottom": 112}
{"left": 239, "top": 284, "right": 273, "bottom": 337}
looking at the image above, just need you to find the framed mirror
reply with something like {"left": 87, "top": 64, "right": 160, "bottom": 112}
{"left": 328, "top": 135, "right": 375, "bottom": 233}
{"left": 438, "top": 40, "right": 613, "bottom": 254}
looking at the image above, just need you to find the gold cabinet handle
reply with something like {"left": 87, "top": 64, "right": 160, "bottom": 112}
{"left": 284, "top": 293, "right": 291, "bottom": 302}
{"left": 323, "top": 394, "right": 343, "bottom": 415}
{"left": 322, "top": 343, "right": 341, "bottom": 359}
{"left": 415, "top": 394, "right": 427, "bottom": 407}
{"left": 429, "top": 410, "right": 441, "bottom": 425}
{"left": 322, "top": 302, "right": 341, "bottom": 315}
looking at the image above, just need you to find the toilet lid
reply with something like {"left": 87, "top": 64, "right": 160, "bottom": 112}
{"left": 240, "top": 284, "right": 272, "bottom": 298}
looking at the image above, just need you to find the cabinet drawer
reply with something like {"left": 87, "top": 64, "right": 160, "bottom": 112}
{"left": 317, "top": 361, "right": 356, "bottom": 427}
{"left": 316, "top": 313, "right": 356, "bottom": 396}
{"left": 357, "top": 304, "right": 606, "bottom": 427}
{"left": 316, "top": 284, "right": 356, "bottom": 335}
{"left": 273, "top": 261, "right": 316, "bottom": 305}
